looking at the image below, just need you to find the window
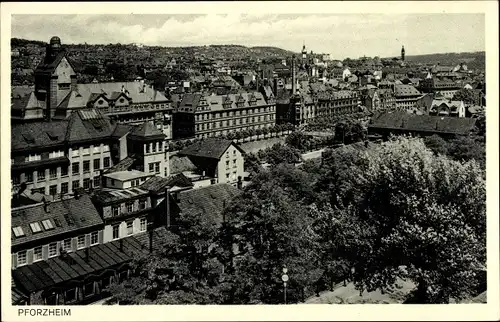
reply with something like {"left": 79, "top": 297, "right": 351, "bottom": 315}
{"left": 37, "top": 169, "right": 45, "bottom": 181}
{"left": 63, "top": 238, "right": 72, "bottom": 252}
{"left": 93, "top": 177, "right": 100, "bottom": 188}
{"left": 84, "top": 282, "right": 94, "bottom": 297}
{"left": 61, "top": 166, "right": 68, "bottom": 176}
{"left": 49, "top": 168, "right": 57, "bottom": 179}
{"left": 103, "top": 157, "right": 110, "bottom": 168}
{"left": 83, "top": 178, "right": 91, "bottom": 189}
{"left": 72, "top": 163, "right": 80, "bottom": 175}
{"left": 61, "top": 182, "right": 69, "bottom": 194}
{"left": 93, "top": 159, "right": 100, "bottom": 170}
{"left": 77, "top": 235, "right": 86, "bottom": 249}
{"left": 12, "top": 174, "right": 20, "bottom": 185}
{"left": 25, "top": 172, "right": 33, "bottom": 183}
{"left": 226, "top": 173, "right": 230, "bottom": 179}
{"left": 145, "top": 144, "right": 150, "bottom": 153}
{"left": 33, "top": 246, "right": 43, "bottom": 262}
{"left": 65, "top": 288, "right": 76, "bottom": 302}
{"left": 48, "top": 242, "right": 58, "bottom": 257}
{"left": 126, "top": 202, "right": 133, "bottom": 213}
{"left": 72, "top": 149, "right": 79, "bottom": 157}
{"left": 83, "top": 161, "right": 90, "bottom": 173}
{"left": 49, "top": 185, "right": 57, "bottom": 196}
{"left": 49, "top": 150, "right": 64, "bottom": 159}
{"left": 72, "top": 180, "right": 79, "bottom": 191}
{"left": 151, "top": 143, "right": 156, "bottom": 153}
{"left": 233, "top": 159, "right": 237, "bottom": 168}
{"left": 126, "top": 221, "right": 133, "bottom": 236}
{"left": 90, "top": 232, "right": 99, "bottom": 245}
{"left": 25, "top": 154, "right": 41, "bottom": 162}
{"left": 17, "top": 251, "right": 27, "bottom": 266}
{"left": 112, "top": 224, "right": 120, "bottom": 240}
{"left": 140, "top": 218, "right": 147, "bottom": 232}
{"left": 42, "top": 219, "right": 54, "bottom": 230}
{"left": 139, "top": 198, "right": 147, "bottom": 210}
{"left": 112, "top": 206, "right": 120, "bottom": 217}
{"left": 12, "top": 226, "right": 24, "bottom": 237}
{"left": 30, "top": 222, "right": 42, "bottom": 233}
{"left": 155, "top": 162, "right": 160, "bottom": 174}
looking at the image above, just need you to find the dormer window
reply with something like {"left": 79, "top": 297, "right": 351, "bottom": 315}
{"left": 119, "top": 98, "right": 125, "bottom": 103}
{"left": 30, "top": 222, "right": 42, "bottom": 233}
{"left": 98, "top": 100, "right": 104, "bottom": 105}
{"left": 12, "top": 226, "right": 25, "bottom": 238}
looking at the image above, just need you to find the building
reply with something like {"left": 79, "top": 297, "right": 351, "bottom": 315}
{"left": 177, "top": 138, "right": 245, "bottom": 185}
{"left": 401, "top": 45, "right": 405, "bottom": 62}
{"left": 172, "top": 92, "right": 276, "bottom": 140}
{"left": 429, "top": 96, "right": 466, "bottom": 118}
{"left": 363, "top": 88, "right": 396, "bottom": 111}
{"left": 419, "top": 77, "right": 460, "bottom": 99}
{"left": 11, "top": 109, "right": 115, "bottom": 200}
{"left": 12, "top": 36, "right": 173, "bottom": 139}
{"left": 368, "top": 111, "right": 477, "bottom": 139}
{"left": 393, "top": 84, "right": 423, "bottom": 112}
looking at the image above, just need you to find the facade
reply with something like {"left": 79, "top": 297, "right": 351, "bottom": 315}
{"left": 420, "top": 77, "right": 460, "bottom": 99}
{"left": 429, "top": 98, "right": 466, "bottom": 118}
{"left": 11, "top": 110, "right": 115, "bottom": 200}
{"left": 393, "top": 84, "right": 424, "bottom": 112}
{"left": 12, "top": 36, "right": 173, "bottom": 139}
{"left": 173, "top": 92, "right": 276, "bottom": 139}
{"left": 177, "top": 139, "right": 245, "bottom": 185}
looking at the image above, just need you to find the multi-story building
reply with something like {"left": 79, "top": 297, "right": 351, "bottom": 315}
{"left": 11, "top": 109, "right": 115, "bottom": 199}
{"left": 428, "top": 97, "right": 466, "bottom": 118}
{"left": 11, "top": 36, "right": 173, "bottom": 139}
{"left": 419, "top": 77, "right": 460, "bottom": 99}
{"left": 177, "top": 138, "right": 245, "bottom": 185}
{"left": 173, "top": 92, "right": 276, "bottom": 139}
{"left": 363, "top": 88, "right": 396, "bottom": 111}
{"left": 393, "top": 84, "right": 424, "bottom": 112}
{"left": 316, "top": 90, "right": 360, "bottom": 119}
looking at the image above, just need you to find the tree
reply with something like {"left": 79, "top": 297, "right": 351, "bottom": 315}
{"left": 262, "top": 143, "right": 302, "bottom": 165}
{"left": 447, "top": 135, "right": 485, "bottom": 170}
{"left": 285, "top": 131, "right": 311, "bottom": 152}
{"left": 318, "top": 138, "right": 486, "bottom": 303}
{"left": 423, "top": 135, "right": 449, "bottom": 156}
{"left": 452, "top": 88, "right": 476, "bottom": 105}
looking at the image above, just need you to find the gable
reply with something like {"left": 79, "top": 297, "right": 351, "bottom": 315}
{"left": 54, "top": 57, "right": 76, "bottom": 84}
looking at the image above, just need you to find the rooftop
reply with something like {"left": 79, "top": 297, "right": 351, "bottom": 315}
{"left": 179, "top": 138, "right": 244, "bottom": 160}
{"left": 103, "top": 170, "right": 152, "bottom": 182}
{"left": 92, "top": 186, "right": 149, "bottom": 204}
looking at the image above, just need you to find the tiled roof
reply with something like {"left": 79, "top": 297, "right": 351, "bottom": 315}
{"left": 12, "top": 236, "right": 143, "bottom": 293}
{"left": 369, "top": 111, "right": 477, "bottom": 135}
{"left": 11, "top": 120, "right": 69, "bottom": 151}
{"left": 140, "top": 174, "right": 193, "bottom": 194}
{"left": 176, "top": 184, "right": 241, "bottom": 226}
{"left": 11, "top": 194, "right": 103, "bottom": 247}
{"left": 92, "top": 186, "right": 149, "bottom": 204}
{"left": 394, "top": 85, "right": 421, "bottom": 97}
{"left": 65, "top": 109, "right": 114, "bottom": 143}
{"left": 178, "top": 138, "right": 244, "bottom": 160}
{"left": 105, "top": 156, "right": 137, "bottom": 174}
{"left": 111, "top": 123, "right": 133, "bottom": 138}
{"left": 35, "top": 51, "right": 70, "bottom": 74}
{"left": 129, "top": 121, "right": 165, "bottom": 139}
{"left": 179, "top": 92, "right": 267, "bottom": 113}
{"left": 169, "top": 154, "right": 198, "bottom": 175}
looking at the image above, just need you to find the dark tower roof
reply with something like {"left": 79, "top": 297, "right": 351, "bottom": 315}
{"left": 401, "top": 45, "right": 405, "bottom": 53}
{"left": 50, "top": 36, "right": 61, "bottom": 46}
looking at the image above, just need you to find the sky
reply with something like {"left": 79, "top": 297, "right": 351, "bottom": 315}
{"left": 11, "top": 14, "right": 485, "bottom": 59}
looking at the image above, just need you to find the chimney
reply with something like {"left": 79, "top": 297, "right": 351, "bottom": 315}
{"left": 85, "top": 247, "right": 90, "bottom": 262}
{"left": 292, "top": 56, "right": 297, "bottom": 96}
{"left": 43, "top": 198, "right": 51, "bottom": 213}
{"left": 149, "top": 229, "right": 154, "bottom": 253}
{"left": 237, "top": 176, "right": 243, "bottom": 190}
{"left": 70, "top": 75, "right": 77, "bottom": 92}
{"left": 99, "top": 169, "right": 104, "bottom": 188}
{"left": 165, "top": 187, "right": 171, "bottom": 228}
{"left": 74, "top": 189, "right": 80, "bottom": 200}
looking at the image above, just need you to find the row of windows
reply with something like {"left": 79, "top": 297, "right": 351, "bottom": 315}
{"left": 72, "top": 157, "right": 110, "bottom": 175}
{"left": 195, "top": 115, "right": 274, "bottom": 132}
{"left": 318, "top": 99, "right": 358, "bottom": 108}
{"left": 194, "top": 106, "right": 275, "bottom": 121}
{"left": 111, "top": 200, "right": 148, "bottom": 217}
{"left": 71, "top": 145, "right": 109, "bottom": 158}
{"left": 16, "top": 232, "right": 100, "bottom": 267}
{"left": 144, "top": 142, "right": 165, "bottom": 154}
{"left": 111, "top": 218, "right": 147, "bottom": 240}
{"left": 195, "top": 124, "right": 272, "bottom": 139}
{"left": 28, "top": 177, "right": 100, "bottom": 196}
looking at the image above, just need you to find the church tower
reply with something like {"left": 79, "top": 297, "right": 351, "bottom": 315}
{"left": 401, "top": 45, "right": 405, "bottom": 61}
{"left": 301, "top": 42, "right": 307, "bottom": 65}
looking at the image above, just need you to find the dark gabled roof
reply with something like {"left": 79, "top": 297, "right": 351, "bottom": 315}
{"left": 105, "top": 156, "right": 137, "bottom": 174}
{"left": 35, "top": 51, "right": 74, "bottom": 75}
{"left": 128, "top": 122, "right": 166, "bottom": 140}
{"left": 176, "top": 184, "right": 241, "bottom": 226}
{"left": 140, "top": 173, "right": 193, "bottom": 194}
{"left": 132, "top": 226, "right": 178, "bottom": 251}
{"left": 111, "top": 123, "right": 133, "bottom": 138}
{"left": 91, "top": 187, "right": 149, "bottom": 204}
{"left": 368, "top": 111, "right": 477, "bottom": 135}
{"left": 178, "top": 138, "right": 244, "bottom": 160}
{"left": 394, "top": 84, "right": 421, "bottom": 97}
{"left": 11, "top": 195, "right": 103, "bottom": 247}
{"left": 169, "top": 154, "right": 198, "bottom": 175}
{"left": 12, "top": 236, "right": 143, "bottom": 294}
{"left": 11, "top": 121, "right": 69, "bottom": 151}
{"left": 65, "top": 109, "right": 114, "bottom": 143}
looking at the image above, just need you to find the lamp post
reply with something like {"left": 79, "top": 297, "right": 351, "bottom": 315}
{"left": 281, "top": 266, "right": 289, "bottom": 304}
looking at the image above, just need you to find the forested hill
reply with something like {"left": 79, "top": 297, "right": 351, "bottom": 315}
{"left": 405, "top": 51, "right": 485, "bottom": 70}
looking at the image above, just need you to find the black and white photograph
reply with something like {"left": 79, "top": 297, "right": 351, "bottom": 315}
{"left": 1, "top": 1, "right": 498, "bottom": 321}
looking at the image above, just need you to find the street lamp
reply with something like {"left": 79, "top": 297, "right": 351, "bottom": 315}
{"left": 281, "top": 266, "right": 289, "bottom": 304}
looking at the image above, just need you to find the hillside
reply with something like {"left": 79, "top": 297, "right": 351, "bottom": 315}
{"left": 404, "top": 51, "right": 485, "bottom": 70}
